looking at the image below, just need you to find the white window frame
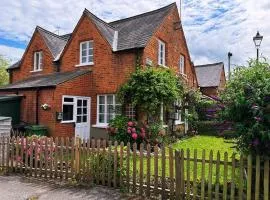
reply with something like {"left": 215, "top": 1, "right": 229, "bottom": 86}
{"left": 158, "top": 40, "right": 166, "bottom": 66}
{"left": 33, "top": 51, "right": 43, "bottom": 72}
{"left": 179, "top": 55, "right": 185, "bottom": 75}
{"left": 62, "top": 96, "right": 76, "bottom": 123}
{"left": 78, "top": 40, "right": 94, "bottom": 66}
{"left": 175, "top": 100, "right": 185, "bottom": 125}
{"left": 96, "top": 94, "right": 121, "bottom": 126}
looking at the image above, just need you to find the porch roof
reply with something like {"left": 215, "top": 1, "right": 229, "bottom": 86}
{"left": 0, "top": 70, "right": 91, "bottom": 90}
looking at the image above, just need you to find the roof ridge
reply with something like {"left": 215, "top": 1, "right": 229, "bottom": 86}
{"left": 109, "top": 2, "right": 176, "bottom": 25}
{"left": 83, "top": 9, "right": 116, "bottom": 30}
{"left": 195, "top": 62, "right": 224, "bottom": 67}
{"left": 36, "top": 26, "right": 69, "bottom": 41}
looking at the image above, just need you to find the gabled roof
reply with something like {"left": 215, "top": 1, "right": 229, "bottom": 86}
{"left": 0, "top": 70, "right": 91, "bottom": 90}
{"left": 8, "top": 60, "right": 21, "bottom": 70}
{"left": 109, "top": 3, "right": 175, "bottom": 51}
{"left": 37, "top": 26, "right": 70, "bottom": 58}
{"left": 9, "top": 3, "right": 176, "bottom": 66}
{"left": 195, "top": 62, "right": 224, "bottom": 87}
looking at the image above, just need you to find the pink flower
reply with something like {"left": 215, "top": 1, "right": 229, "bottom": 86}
{"left": 140, "top": 132, "right": 146, "bottom": 139}
{"left": 132, "top": 133, "right": 138, "bottom": 140}
{"left": 127, "top": 121, "right": 133, "bottom": 127}
{"left": 127, "top": 129, "right": 132, "bottom": 134}
{"left": 140, "top": 128, "right": 145, "bottom": 133}
{"left": 131, "top": 128, "right": 136, "bottom": 133}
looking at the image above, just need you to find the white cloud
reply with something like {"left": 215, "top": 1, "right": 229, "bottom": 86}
{"left": 0, "top": 0, "right": 269, "bottom": 71}
{"left": 0, "top": 45, "right": 24, "bottom": 63}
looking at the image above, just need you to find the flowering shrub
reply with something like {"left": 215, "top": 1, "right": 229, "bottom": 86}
{"left": 220, "top": 60, "right": 270, "bottom": 156}
{"left": 16, "top": 136, "right": 55, "bottom": 167}
{"left": 107, "top": 116, "right": 165, "bottom": 146}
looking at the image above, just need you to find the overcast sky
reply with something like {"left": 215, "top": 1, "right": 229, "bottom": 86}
{"left": 0, "top": 0, "right": 269, "bottom": 71}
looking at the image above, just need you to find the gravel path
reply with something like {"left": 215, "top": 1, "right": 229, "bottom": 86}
{"left": 0, "top": 175, "right": 142, "bottom": 200}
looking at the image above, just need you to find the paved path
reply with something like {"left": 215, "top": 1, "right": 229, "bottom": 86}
{"left": 0, "top": 175, "right": 141, "bottom": 200}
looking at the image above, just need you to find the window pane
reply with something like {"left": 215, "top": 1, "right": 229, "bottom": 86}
{"left": 63, "top": 104, "right": 73, "bottom": 121}
{"left": 99, "top": 96, "right": 105, "bottom": 104}
{"left": 88, "top": 41, "right": 93, "bottom": 48}
{"left": 64, "top": 97, "right": 74, "bottom": 102}
{"left": 99, "top": 105, "right": 105, "bottom": 113}
{"left": 82, "top": 57, "right": 87, "bottom": 63}
{"left": 77, "top": 100, "right": 82, "bottom": 107}
{"left": 83, "top": 100, "right": 87, "bottom": 106}
{"left": 77, "top": 108, "right": 82, "bottom": 115}
{"left": 81, "top": 43, "right": 87, "bottom": 50}
{"left": 88, "top": 49, "right": 93, "bottom": 56}
{"left": 83, "top": 108, "right": 87, "bottom": 114}
{"left": 107, "top": 114, "right": 114, "bottom": 122}
{"left": 107, "top": 105, "right": 114, "bottom": 114}
{"left": 83, "top": 116, "right": 87, "bottom": 122}
{"left": 107, "top": 95, "right": 113, "bottom": 104}
{"left": 88, "top": 56, "right": 93, "bottom": 63}
{"left": 99, "top": 114, "right": 105, "bottom": 123}
{"left": 77, "top": 116, "right": 82, "bottom": 123}
{"left": 82, "top": 50, "right": 87, "bottom": 56}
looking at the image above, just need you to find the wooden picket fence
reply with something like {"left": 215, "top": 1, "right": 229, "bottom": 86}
{"left": 0, "top": 136, "right": 269, "bottom": 199}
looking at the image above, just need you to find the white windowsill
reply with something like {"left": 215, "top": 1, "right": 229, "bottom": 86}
{"left": 30, "top": 69, "right": 43, "bottom": 73}
{"left": 61, "top": 121, "right": 75, "bottom": 124}
{"left": 175, "top": 121, "right": 185, "bottom": 125}
{"left": 75, "top": 63, "right": 94, "bottom": 67}
{"left": 158, "top": 64, "right": 168, "bottom": 68}
{"left": 92, "top": 124, "right": 108, "bottom": 129}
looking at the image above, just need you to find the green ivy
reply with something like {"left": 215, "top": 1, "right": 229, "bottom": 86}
{"left": 117, "top": 66, "right": 184, "bottom": 114}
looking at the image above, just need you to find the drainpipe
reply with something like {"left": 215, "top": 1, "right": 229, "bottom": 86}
{"left": 36, "top": 88, "right": 40, "bottom": 124}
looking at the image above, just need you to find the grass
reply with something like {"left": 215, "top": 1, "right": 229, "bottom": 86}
{"left": 172, "top": 135, "right": 239, "bottom": 161}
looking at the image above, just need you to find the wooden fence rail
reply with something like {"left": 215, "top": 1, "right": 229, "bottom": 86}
{"left": 0, "top": 136, "right": 269, "bottom": 200}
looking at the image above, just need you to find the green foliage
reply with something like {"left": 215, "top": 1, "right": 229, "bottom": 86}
{"left": 108, "top": 115, "right": 165, "bottom": 146}
{"left": 220, "top": 59, "right": 270, "bottom": 156}
{"left": 0, "top": 55, "right": 9, "bottom": 85}
{"left": 117, "top": 67, "right": 184, "bottom": 114}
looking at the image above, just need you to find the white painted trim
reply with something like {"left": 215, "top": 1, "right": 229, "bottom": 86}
{"left": 30, "top": 69, "right": 43, "bottom": 73}
{"left": 112, "top": 31, "right": 118, "bottom": 51}
{"left": 79, "top": 40, "right": 94, "bottom": 65}
{"left": 92, "top": 124, "right": 108, "bottom": 129}
{"left": 75, "top": 62, "right": 94, "bottom": 67}
{"left": 158, "top": 40, "right": 166, "bottom": 66}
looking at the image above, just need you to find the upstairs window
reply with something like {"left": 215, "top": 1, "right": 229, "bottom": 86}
{"left": 179, "top": 55, "right": 185, "bottom": 74}
{"left": 33, "top": 51, "right": 43, "bottom": 71}
{"left": 80, "top": 40, "right": 93, "bottom": 65}
{"left": 158, "top": 40, "right": 166, "bottom": 66}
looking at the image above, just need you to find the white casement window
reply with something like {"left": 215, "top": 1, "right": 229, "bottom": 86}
{"left": 179, "top": 55, "right": 185, "bottom": 74}
{"left": 62, "top": 96, "right": 75, "bottom": 122}
{"left": 158, "top": 40, "right": 166, "bottom": 66}
{"left": 97, "top": 94, "right": 121, "bottom": 126}
{"left": 33, "top": 51, "right": 43, "bottom": 71}
{"left": 80, "top": 40, "right": 94, "bottom": 65}
{"left": 174, "top": 100, "right": 185, "bottom": 125}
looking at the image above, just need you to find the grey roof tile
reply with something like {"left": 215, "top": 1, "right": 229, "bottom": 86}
{"left": 0, "top": 70, "right": 91, "bottom": 90}
{"left": 7, "top": 60, "right": 21, "bottom": 70}
{"left": 195, "top": 62, "right": 224, "bottom": 87}
{"left": 109, "top": 3, "right": 175, "bottom": 51}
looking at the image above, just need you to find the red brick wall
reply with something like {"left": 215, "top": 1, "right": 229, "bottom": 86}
{"left": 10, "top": 30, "right": 55, "bottom": 83}
{"left": 143, "top": 6, "right": 197, "bottom": 88}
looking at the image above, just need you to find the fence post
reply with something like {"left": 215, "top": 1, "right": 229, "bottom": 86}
{"left": 175, "top": 150, "right": 181, "bottom": 199}
{"left": 75, "top": 137, "right": 81, "bottom": 176}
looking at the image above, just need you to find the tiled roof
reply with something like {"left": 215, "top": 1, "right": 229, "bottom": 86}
{"left": 195, "top": 62, "right": 224, "bottom": 87}
{"left": 9, "top": 3, "right": 176, "bottom": 68}
{"left": 7, "top": 60, "right": 21, "bottom": 70}
{"left": 0, "top": 70, "right": 91, "bottom": 90}
{"left": 109, "top": 3, "right": 175, "bottom": 51}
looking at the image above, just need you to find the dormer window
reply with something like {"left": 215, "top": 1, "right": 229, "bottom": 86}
{"left": 158, "top": 40, "right": 166, "bottom": 66}
{"left": 179, "top": 55, "right": 185, "bottom": 74}
{"left": 80, "top": 40, "right": 93, "bottom": 65}
{"left": 33, "top": 51, "right": 43, "bottom": 71}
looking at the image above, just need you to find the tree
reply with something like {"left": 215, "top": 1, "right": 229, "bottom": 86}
{"left": 220, "top": 60, "right": 270, "bottom": 156}
{"left": 0, "top": 55, "right": 9, "bottom": 85}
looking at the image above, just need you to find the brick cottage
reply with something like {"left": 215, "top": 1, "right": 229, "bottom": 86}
{"left": 0, "top": 3, "right": 198, "bottom": 139}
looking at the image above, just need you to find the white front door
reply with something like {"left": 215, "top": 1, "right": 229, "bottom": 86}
{"left": 75, "top": 97, "right": 91, "bottom": 140}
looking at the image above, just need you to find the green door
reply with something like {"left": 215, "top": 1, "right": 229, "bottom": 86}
{"left": 0, "top": 96, "right": 22, "bottom": 125}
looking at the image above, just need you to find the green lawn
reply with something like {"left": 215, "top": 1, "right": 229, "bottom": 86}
{"left": 172, "top": 135, "right": 239, "bottom": 161}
